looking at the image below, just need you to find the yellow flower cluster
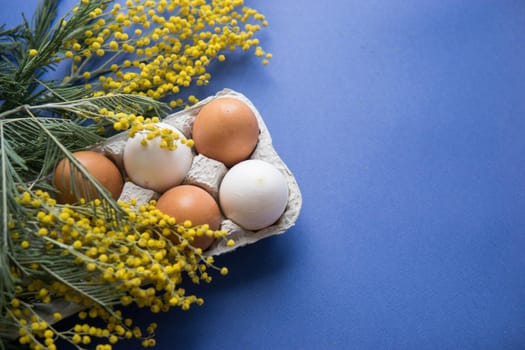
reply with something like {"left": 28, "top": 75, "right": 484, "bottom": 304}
{"left": 62, "top": 0, "right": 270, "bottom": 108}
{"left": 99, "top": 109, "right": 193, "bottom": 149}
{"left": 6, "top": 0, "right": 270, "bottom": 348}
{"left": 8, "top": 189, "right": 233, "bottom": 349}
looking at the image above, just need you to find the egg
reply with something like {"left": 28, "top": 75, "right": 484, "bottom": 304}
{"left": 53, "top": 151, "right": 123, "bottom": 204}
{"left": 192, "top": 97, "right": 259, "bottom": 167}
{"left": 219, "top": 159, "right": 289, "bottom": 231}
{"left": 123, "top": 122, "right": 193, "bottom": 193}
{"left": 156, "top": 185, "right": 222, "bottom": 250}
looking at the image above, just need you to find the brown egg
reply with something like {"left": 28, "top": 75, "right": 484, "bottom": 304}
{"left": 156, "top": 185, "right": 222, "bottom": 250}
{"left": 192, "top": 97, "right": 259, "bottom": 167}
{"left": 53, "top": 151, "right": 123, "bottom": 204}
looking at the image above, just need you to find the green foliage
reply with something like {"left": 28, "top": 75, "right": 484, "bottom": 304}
{"left": 0, "top": 1, "right": 168, "bottom": 347}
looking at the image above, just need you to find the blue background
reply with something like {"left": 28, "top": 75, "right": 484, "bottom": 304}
{"left": 2, "top": 0, "right": 525, "bottom": 349}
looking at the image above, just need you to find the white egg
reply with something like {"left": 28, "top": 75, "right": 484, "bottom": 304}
{"left": 123, "top": 122, "right": 193, "bottom": 193}
{"left": 219, "top": 159, "right": 289, "bottom": 231}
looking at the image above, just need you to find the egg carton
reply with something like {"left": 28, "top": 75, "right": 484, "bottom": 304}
{"left": 92, "top": 88, "right": 302, "bottom": 256}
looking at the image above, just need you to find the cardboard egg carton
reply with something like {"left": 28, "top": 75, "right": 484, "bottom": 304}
{"left": 92, "top": 89, "right": 302, "bottom": 255}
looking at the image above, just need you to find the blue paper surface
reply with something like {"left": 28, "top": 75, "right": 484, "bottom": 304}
{"left": 1, "top": 1, "right": 525, "bottom": 349}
